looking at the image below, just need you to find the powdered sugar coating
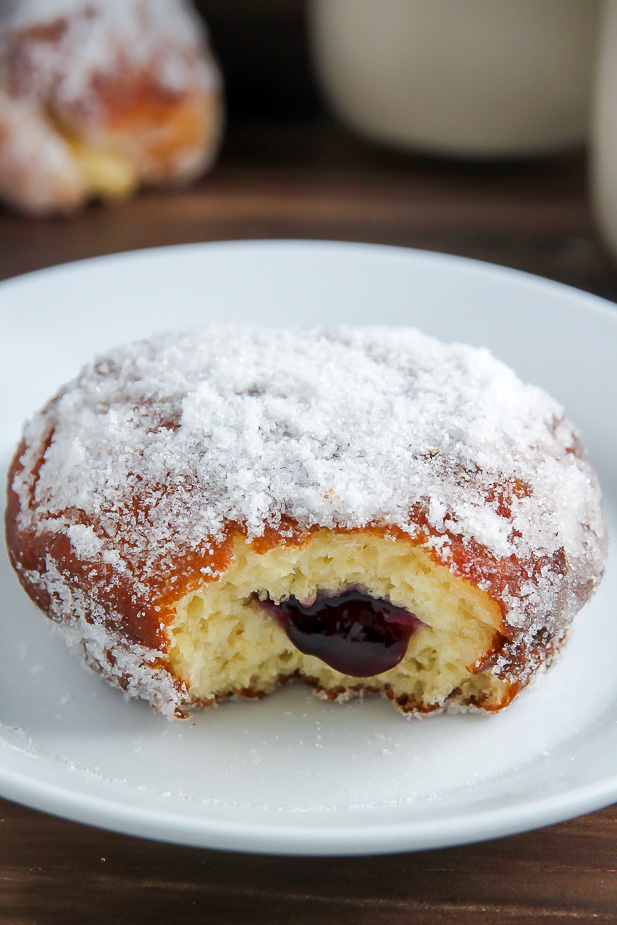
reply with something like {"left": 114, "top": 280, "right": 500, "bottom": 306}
{"left": 24, "top": 558, "right": 187, "bottom": 718}
{"left": 7, "top": 326, "right": 608, "bottom": 711}
{"left": 14, "top": 326, "right": 607, "bottom": 578}
{"left": 0, "top": 89, "right": 87, "bottom": 213}
{"left": 0, "top": 0, "right": 218, "bottom": 106}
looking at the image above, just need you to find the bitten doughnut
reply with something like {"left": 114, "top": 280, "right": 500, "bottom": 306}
{"left": 0, "top": 0, "right": 222, "bottom": 215}
{"left": 5, "top": 327, "right": 608, "bottom": 718}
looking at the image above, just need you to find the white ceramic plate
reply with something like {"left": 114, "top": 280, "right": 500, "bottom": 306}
{"left": 0, "top": 241, "right": 615, "bottom": 856}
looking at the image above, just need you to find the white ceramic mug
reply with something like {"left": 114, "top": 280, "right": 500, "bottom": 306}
{"left": 592, "top": 0, "right": 617, "bottom": 258}
{"left": 311, "top": 0, "right": 600, "bottom": 159}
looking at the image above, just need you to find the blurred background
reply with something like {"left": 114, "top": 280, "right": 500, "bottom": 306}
{"left": 196, "top": 0, "right": 321, "bottom": 120}
{"left": 2, "top": 0, "right": 617, "bottom": 305}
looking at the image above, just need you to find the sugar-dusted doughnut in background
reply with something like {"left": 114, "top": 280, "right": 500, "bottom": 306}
{"left": 5, "top": 327, "right": 608, "bottom": 717}
{"left": 0, "top": 0, "right": 222, "bottom": 215}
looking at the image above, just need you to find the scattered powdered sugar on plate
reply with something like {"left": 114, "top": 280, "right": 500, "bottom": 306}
{"left": 0, "top": 713, "right": 568, "bottom": 812}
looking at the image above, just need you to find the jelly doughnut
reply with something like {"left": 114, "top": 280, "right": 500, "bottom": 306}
{"left": 5, "top": 327, "right": 608, "bottom": 717}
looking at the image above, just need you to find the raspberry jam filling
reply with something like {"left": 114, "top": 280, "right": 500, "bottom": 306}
{"left": 259, "top": 590, "right": 422, "bottom": 677}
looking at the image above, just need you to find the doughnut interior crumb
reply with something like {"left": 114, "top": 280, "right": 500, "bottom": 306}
{"left": 169, "top": 530, "right": 515, "bottom": 713}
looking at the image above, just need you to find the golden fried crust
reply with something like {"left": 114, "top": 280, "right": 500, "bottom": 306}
{"left": 6, "top": 424, "right": 573, "bottom": 697}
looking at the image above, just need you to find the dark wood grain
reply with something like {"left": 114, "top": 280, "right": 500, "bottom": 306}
{"left": 1, "top": 797, "right": 617, "bottom": 924}
{"left": 1, "top": 121, "right": 615, "bottom": 299}
{"left": 1, "top": 117, "right": 616, "bottom": 924}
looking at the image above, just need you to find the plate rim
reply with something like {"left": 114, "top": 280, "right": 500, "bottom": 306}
{"left": 1, "top": 237, "right": 617, "bottom": 328}
{"left": 0, "top": 757, "right": 616, "bottom": 856}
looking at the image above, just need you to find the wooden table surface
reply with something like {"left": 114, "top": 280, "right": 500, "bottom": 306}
{"left": 1, "top": 119, "right": 616, "bottom": 924}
